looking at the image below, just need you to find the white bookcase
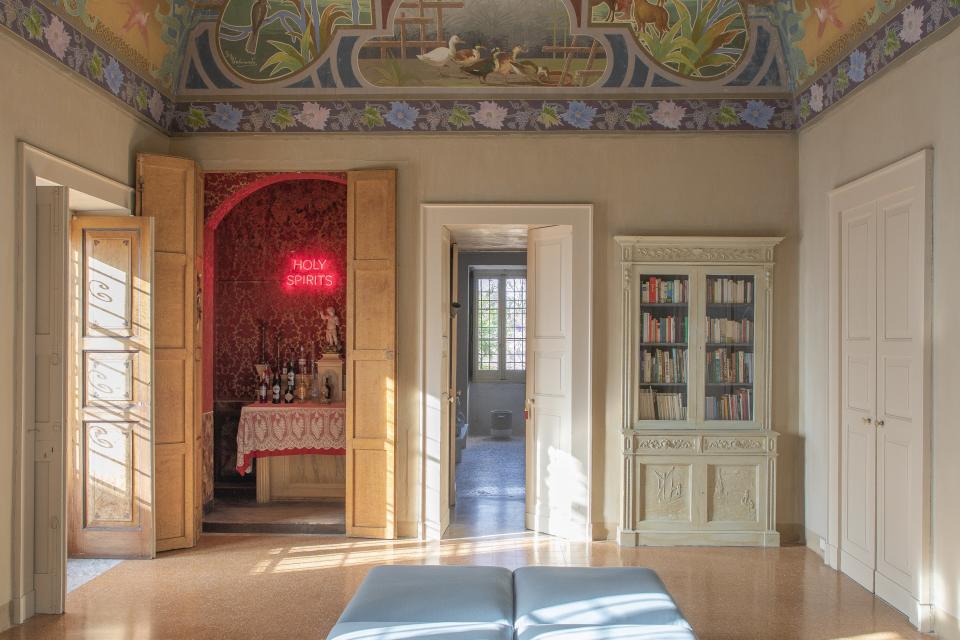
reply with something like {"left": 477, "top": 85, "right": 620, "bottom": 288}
{"left": 616, "top": 236, "right": 782, "bottom": 547}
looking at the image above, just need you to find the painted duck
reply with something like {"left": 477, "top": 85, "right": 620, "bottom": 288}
{"left": 462, "top": 48, "right": 499, "bottom": 83}
{"left": 453, "top": 44, "right": 486, "bottom": 68}
{"left": 417, "top": 35, "right": 464, "bottom": 67}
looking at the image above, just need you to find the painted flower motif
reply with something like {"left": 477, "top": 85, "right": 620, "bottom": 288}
{"left": 148, "top": 90, "right": 165, "bottom": 122}
{"left": 296, "top": 102, "right": 331, "bottom": 130}
{"left": 809, "top": 84, "right": 825, "bottom": 112}
{"left": 538, "top": 105, "right": 561, "bottom": 128}
{"left": 651, "top": 100, "right": 686, "bottom": 129}
{"left": 848, "top": 50, "right": 867, "bottom": 82}
{"left": 43, "top": 15, "right": 70, "bottom": 60}
{"left": 385, "top": 101, "right": 418, "bottom": 130}
{"left": 104, "top": 58, "right": 124, "bottom": 95}
{"left": 739, "top": 100, "right": 775, "bottom": 129}
{"left": 561, "top": 101, "right": 597, "bottom": 129}
{"left": 472, "top": 101, "right": 508, "bottom": 130}
{"left": 900, "top": 5, "right": 924, "bottom": 43}
{"left": 209, "top": 103, "right": 242, "bottom": 131}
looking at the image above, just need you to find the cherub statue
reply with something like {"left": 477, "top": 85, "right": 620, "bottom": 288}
{"left": 321, "top": 306, "right": 340, "bottom": 352}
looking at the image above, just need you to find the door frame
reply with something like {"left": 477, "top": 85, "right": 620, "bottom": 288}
{"left": 825, "top": 149, "right": 933, "bottom": 629}
{"left": 420, "top": 204, "right": 593, "bottom": 541}
{"left": 13, "top": 143, "right": 135, "bottom": 623}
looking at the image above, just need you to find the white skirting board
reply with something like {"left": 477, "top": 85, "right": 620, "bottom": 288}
{"left": 937, "top": 608, "right": 960, "bottom": 640}
{"left": 0, "top": 599, "right": 11, "bottom": 632}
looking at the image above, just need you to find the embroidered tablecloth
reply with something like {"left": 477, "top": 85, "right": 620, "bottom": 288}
{"left": 236, "top": 402, "right": 346, "bottom": 475}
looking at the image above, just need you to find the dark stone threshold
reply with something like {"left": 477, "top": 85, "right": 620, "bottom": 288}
{"left": 202, "top": 521, "right": 345, "bottom": 535}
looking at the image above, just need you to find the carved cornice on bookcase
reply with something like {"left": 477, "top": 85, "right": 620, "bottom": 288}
{"left": 615, "top": 236, "right": 783, "bottom": 264}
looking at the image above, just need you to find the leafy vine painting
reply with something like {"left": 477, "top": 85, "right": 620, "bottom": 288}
{"left": 216, "top": 0, "right": 372, "bottom": 82}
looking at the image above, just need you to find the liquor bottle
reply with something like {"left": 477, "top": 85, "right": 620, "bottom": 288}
{"left": 284, "top": 372, "right": 295, "bottom": 404}
{"left": 298, "top": 346, "right": 307, "bottom": 377}
{"left": 258, "top": 373, "right": 267, "bottom": 403}
{"left": 287, "top": 360, "right": 296, "bottom": 390}
{"left": 271, "top": 371, "right": 281, "bottom": 404}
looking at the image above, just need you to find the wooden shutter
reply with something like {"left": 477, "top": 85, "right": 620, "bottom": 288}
{"left": 68, "top": 215, "right": 154, "bottom": 558}
{"left": 137, "top": 154, "right": 202, "bottom": 552}
{"left": 346, "top": 169, "right": 397, "bottom": 539}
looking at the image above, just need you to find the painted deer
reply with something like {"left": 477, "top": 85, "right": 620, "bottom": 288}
{"left": 632, "top": 0, "right": 669, "bottom": 33}
{"left": 591, "top": 0, "right": 631, "bottom": 21}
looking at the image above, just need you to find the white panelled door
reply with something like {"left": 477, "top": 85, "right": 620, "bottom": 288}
{"left": 840, "top": 202, "right": 879, "bottom": 590}
{"left": 526, "top": 226, "right": 574, "bottom": 538}
{"left": 838, "top": 154, "right": 931, "bottom": 627}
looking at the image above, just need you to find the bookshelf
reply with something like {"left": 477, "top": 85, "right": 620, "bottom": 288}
{"left": 617, "top": 236, "right": 782, "bottom": 547}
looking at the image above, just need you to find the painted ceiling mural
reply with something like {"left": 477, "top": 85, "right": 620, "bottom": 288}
{"left": 0, "top": 0, "right": 958, "bottom": 131}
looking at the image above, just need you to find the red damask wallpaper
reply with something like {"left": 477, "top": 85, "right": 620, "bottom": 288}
{"left": 212, "top": 178, "right": 347, "bottom": 403}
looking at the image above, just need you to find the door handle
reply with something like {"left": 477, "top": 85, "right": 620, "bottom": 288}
{"left": 876, "top": 419, "right": 885, "bottom": 427}
{"left": 862, "top": 417, "right": 872, "bottom": 425}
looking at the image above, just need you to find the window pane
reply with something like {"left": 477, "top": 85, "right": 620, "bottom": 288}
{"left": 476, "top": 278, "right": 499, "bottom": 371}
{"left": 505, "top": 278, "right": 526, "bottom": 371}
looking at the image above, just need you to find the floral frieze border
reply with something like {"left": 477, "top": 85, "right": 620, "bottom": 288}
{"left": 0, "top": 0, "right": 173, "bottom": 128}
{"left": 796, "top": 0, "right": 960, "bottom": 126}
{"left": 167, "top": 98, "right": 797, "bottom": 134}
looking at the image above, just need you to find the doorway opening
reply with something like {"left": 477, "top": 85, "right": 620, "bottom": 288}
{"left": 421, "top": 205, "right": 593, "bottom": 543}
{"left": 202, "top": 173, "right": 349, "bottom": 535}
{"left": 446, "top": 235, "right": 528, "bottom": 539}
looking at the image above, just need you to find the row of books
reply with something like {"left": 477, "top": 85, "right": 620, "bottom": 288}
{"left": 706, "top": 317, "right": 753, "bottom": 344}
{"left": 706, "top": 389, "right": 753, "bottom": 421}
{"left": 707, "top": 278, "right": 753, "bottom": 304}
{"left": 637, "top": 388, "right": 687, "bottom": 421}
{"left": 707, "top": 348, "right": 753, "bottom": 384}
{"left": 641, "top": 277, "right": 688, "bottom": 304}
{"left": 640, "top": 348, "right": 688, "bottom": 384}
{"left": 640, "top": 313, "right": 688, "bottom": 344}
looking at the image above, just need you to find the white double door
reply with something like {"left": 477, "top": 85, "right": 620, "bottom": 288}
{"left": 839, "top": 168, "right": 930, "bottom": 624}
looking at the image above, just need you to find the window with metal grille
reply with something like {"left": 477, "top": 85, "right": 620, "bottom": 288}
{"left": 472, "top": 269, "right": 526, "bottom": 381}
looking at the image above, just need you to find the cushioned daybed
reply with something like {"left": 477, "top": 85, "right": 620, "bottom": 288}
{"left": 328, "top": 565, "right": 695, "bottom": 639}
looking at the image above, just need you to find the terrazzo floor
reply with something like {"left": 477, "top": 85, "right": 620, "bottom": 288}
{"left": 3, "top": 535, "right": 928, "bottom": 639}
{"left": 65, "top": 559, "right": 122, "bottom": 593}
{"left": 446, "top": 435, "right": 526, "bottom": 538}
{"left": 203, "top": 497, "right": 345, "bottom": 534}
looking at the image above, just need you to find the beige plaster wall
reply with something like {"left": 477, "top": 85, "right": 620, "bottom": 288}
{"left": 171, "top": 131, "right": 801, "bottom": 541}
{"left": 0, "top": 32, "right": 169, "bottom": 627}
{"left": 798, "top": 26, "right": 960, "bottom": 634}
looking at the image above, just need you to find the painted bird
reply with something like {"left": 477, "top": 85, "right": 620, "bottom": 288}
{"left": 246, "top": 0, "right": 269, "bottom": 54}
{"left": 417, "top": 34, "right": 464, "bottom": 68}
{"left": 812, "top": 0, "right": 843, "bottom": 37}
{"left": 121, "top": 0, "right": 150, "bottom": 45}
{"left": 462, "top": 48, "right": 499, "bottom": 83}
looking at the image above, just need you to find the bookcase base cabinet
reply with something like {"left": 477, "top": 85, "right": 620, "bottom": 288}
{"left": 617, "top": 430, "right": 780, "bottom": 547}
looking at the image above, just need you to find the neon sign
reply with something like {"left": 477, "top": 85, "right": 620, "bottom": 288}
{"left": 284, "top": 256, "right": 336, "bottom": 289}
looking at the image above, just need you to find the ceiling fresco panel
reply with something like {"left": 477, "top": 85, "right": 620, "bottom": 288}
{"left": 1, "top": 0, "right": 958, "bottom": 129}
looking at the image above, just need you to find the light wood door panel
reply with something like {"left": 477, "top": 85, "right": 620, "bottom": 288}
{"left": 137, "top": 154, "right": 201, "bottom": 552}
{"left": 526, "top": 226, "right": 574, "bottom": 538}
{"left": 68, "top": 216, "right": 153, "bottom": 559}
{"left": 346, "top": 169, "right": 397, "bottom": 539}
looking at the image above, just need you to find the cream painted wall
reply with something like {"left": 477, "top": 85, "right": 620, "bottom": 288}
{"left": 171, "top": 131, "right": 801, "bottom": 541}
{"left": 798, "top": 26, "right": 960, "bottom": 633}
{"left": 0, "top": 32, "right": 169, "bottom": 627}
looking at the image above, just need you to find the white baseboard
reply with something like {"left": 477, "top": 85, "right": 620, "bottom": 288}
{"left": 589, "top": 522, "right": 618, "bottom": 541}
{"left": 0, "top": 599, "right": 11, "bottom": 633}
{"left": 937, "top": 607, "right": 960, "bottom": 640}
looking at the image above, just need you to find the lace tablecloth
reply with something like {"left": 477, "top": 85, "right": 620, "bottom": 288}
{"left": 236, "top": 402, "right": 346, "bottom": 475}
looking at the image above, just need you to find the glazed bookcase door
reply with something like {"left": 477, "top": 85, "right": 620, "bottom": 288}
{"left": 630, "top": 266, "right": 698, "bottom": 427}
{"left": 700, "top": 266, "right": 767, "bottom": 428}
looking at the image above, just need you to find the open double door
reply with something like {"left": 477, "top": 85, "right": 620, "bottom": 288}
{"left": 67, "top": 156, "right": 398, "bottom": 563}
